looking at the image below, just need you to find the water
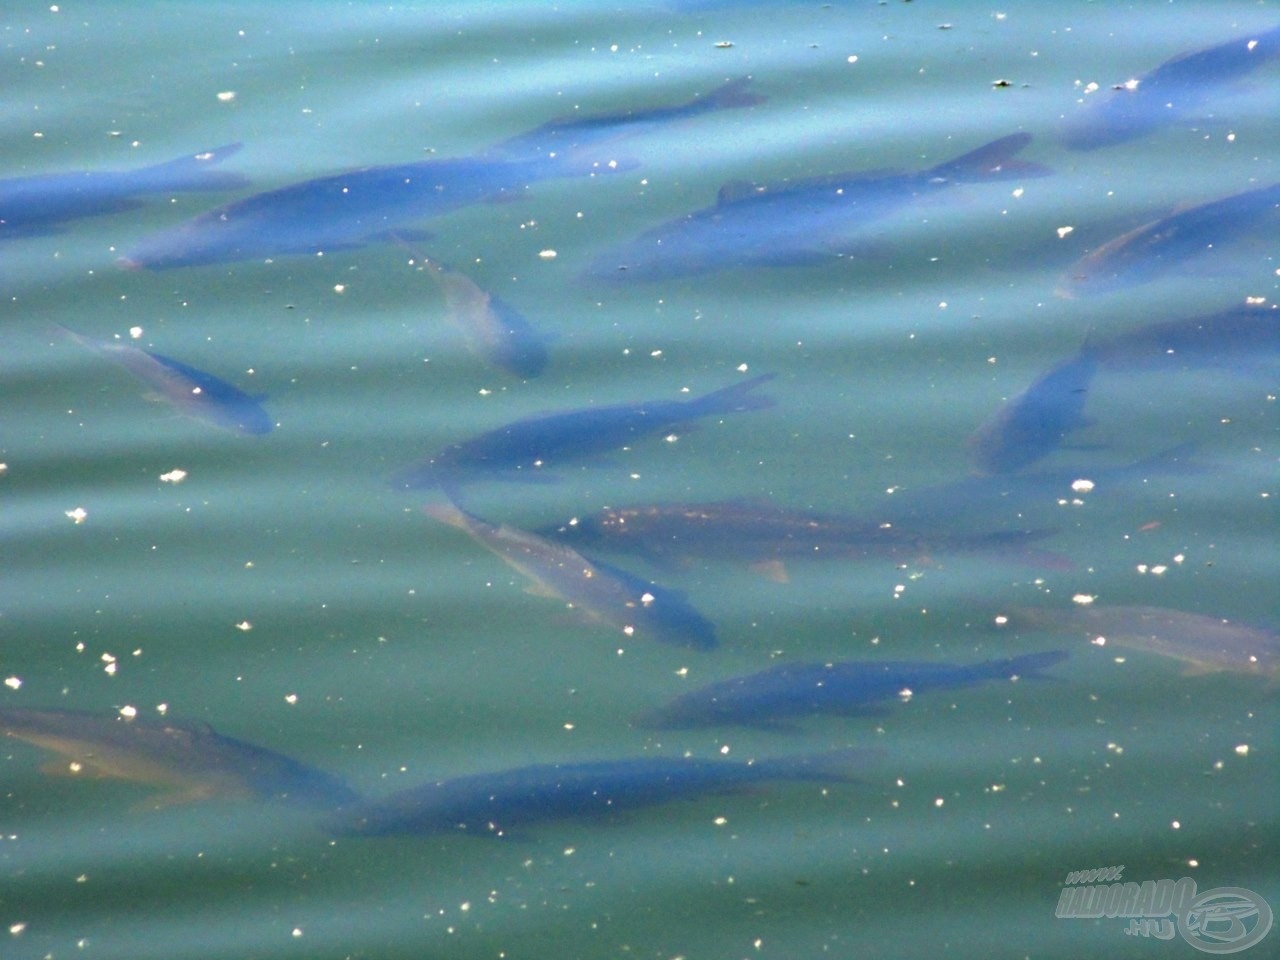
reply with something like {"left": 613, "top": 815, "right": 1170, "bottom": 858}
{"left": 2, "top": 2, "right": 1277, "bottom": 958}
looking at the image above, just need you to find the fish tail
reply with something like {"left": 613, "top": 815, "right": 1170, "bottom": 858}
{"left": 689, "top": 372, "right": 778, "bottom": 415}
{"left": 927, "top": 133, "right": 1050, "bottom": 182}
{"left": 754, "top": 746, "right": 883, "bottom": 784}
{"left": 136, "top": 143, "right": 249, "bottom": 193}
{"left": 422, "top": 500, "right": 470, "bottom": 529}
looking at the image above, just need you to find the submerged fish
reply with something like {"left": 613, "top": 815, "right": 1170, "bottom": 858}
{"left": 1061, "top": 25, "right": 1280, "bottom": 150}
{"left": 1060, "top": 181, "right": 1280, "bottom": 296}
{"left": 0, "top": 143, "right": 246, "bottom": 239}
{"left": 542, "top": 500, "right": 1069, "bottom": 575}
{"left": 1016, "top": 604, "right": 1280, "bottom": 678}
{"left": 424, "top": 501, "right": 717, "bottom": 649}
{"left": 489, "top": 75, "right": 765, "bottom": 161}
{"left": 402, "top": 245, "right": 549, "bottom": 378}
{"left": 586, "top": 133, "right": 1049, "bottom": 281}
{"left": 638, "top": 651, "right": 1069, "bottom": 730}
{"left": 1091, "top": 300, "right": 1280, "bottom": 374}
{"left": 0, "top": 706, "right": 360, "bottom": 810}
{"left": 394, "top": 373, "right": 775, "bottom": 489}
{"left": 967, "top": 352, "right": 1097, "bottom": 475}
{"left": 58, "top": 326, "right": 273, "bottom": 435}
{"left": 338, "top": 748, "right": 877, "bottom": 838}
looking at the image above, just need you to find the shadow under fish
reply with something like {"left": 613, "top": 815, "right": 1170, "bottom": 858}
{"left": 336, "top": 747, "right": 878, "bottom": 839}
{"left": 424, "top": 500, "right": 717, "bottom": 649}
{"left": 585, "top": 132, "right": 1050, "bottom": 282}
{"left": 636, "top": 651, "right": 1069, "bottom": 731}
{"left": 1060, "top": 24, "right": 1280, "bottom": 151}
{"left": 393, "top": 372, "right": 775, "bottom": 490}
{"left": 0, "top": 706, "right": 361, "bottom": 810}
{"left": 57, "top": 325, "right": 273, "bottom": 435}
{"left": 0, "top": 143, "right": 247, "bottom": 239}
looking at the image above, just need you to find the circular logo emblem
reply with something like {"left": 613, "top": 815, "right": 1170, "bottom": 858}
{"left": 1179, "top": 887, "right": 1273, "bottom": 954}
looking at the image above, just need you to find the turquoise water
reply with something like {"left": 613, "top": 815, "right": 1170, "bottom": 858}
{"left": 2, "top": 2, "right": 1277, "bottom": 958}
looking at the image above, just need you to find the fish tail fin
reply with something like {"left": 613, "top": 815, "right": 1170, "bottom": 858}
{"left": 422, "top": 499, "right": 470, "bottom": 529}
{"left": 136, "top": 143, "right": 250, "bottom": 193}
{"left": 927, "top": 133, "right": 1050, "bottom": 182}
{"left": 754, "top": 746, "right": 883, "bottom": 784}
{"left": 703, "top": 75, "right": 767, "bottom": 110}
{"left": 689, "top": 372, "right": 778, "bottom": 415}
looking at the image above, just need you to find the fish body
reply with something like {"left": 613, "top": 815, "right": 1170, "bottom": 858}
{"left": 424, "top": 501, "right": 716, "bottom": 649}
{"left": 489, "top": 76, "right": 765, "bottom": 160}
{"left": 339, "top": 748, "right": 876, "bottom": 838}
{"left": 395, "top": 373, "right": 775, "bottom": 488}
{"left": 58, "top": 326, "right": 272, "bottom": 435}
{"left": 0, "top": 707, "right": 360, "bottom": 809}
{"left": 1061, "top": 181, "right": 1280, "bottom": 296}
{"left": 967, "top": 352, "right": 1098, "bottom": 475}
{"left": 586, "top": 133, "right": 1048, "bottom": 281}
{"left": 407, "top": 249, "right": 549, "bottom": 378}
{"left": 1091, "top": 301, "right": 1280, "bottom": 373}
{"left": 1062, "top": 25, "right": 1280, "bottom": 150}
{"left": 124, "top": 154, "right": 585, "bottom": 269}
{"left": 0, "top": 143, "right": 246, "bottom": 238}
{"left": 638, "top": 651, "right": 1069, "bottom": 730}
{"left": 1017, "top": 604, "right": 1280, "bottom": 678}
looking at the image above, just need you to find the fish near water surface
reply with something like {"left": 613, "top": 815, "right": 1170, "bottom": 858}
{"left": 0, "top": 143, "right": 246, "bottom": 239}
{"left": 0, "top": 706, "right": 361, "bottom": 810}
{"left": 586, "top": 133, "right": 1050, "bottom": 281}
{"left": 394, "top": 373, "right": 775, "bottom": 489}
{"left": 967, "top": 351, "right": 1098, "bottom": 475}
{"left": 58, "top": 326, "right": 273, "bottom": 435}
{"left": 424, "top": 501, "right": 717, "bottom": 649}
{"left": 1061, "top": 25, "right": 1280, "bottom": 150}
{"left": 637, "top": 651, "right": 1069, "bottom": 731}
{"left": 1060, "top": 181, "right": 1280, "bottom": 296}
{"left": 338, "top": 748, "right": 878, "bottom": 838}
{"left": 1015, "top": 604, "right": 1280, "bottom": 679}
{"left": 1090, "top": 300, "right": 1280, "bottom": 375}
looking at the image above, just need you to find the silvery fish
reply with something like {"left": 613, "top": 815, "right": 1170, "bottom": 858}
{"left": 338, "top": 748, "right": 878, "bottom": 838}
{"left": 0, "top": 143, "right": 246, "bottom": 239}
{"left": 967, "top": 352, "right": 1097, "bottom": 475}
{"left": 395, "top": 373, "right": 775, "bottom": 489}
{"left": 638, "top": 651, "right": 1069, "bottom": 731}
{"left": 585, "top": 133, "right": 1049, "bottom": 281}
{"left": 1, "top": 706, "right": 360, "bottom": 810}
{"left": 1061, "top": 25, "right": 1280, "bottom": 150}
{"left": 424, "top": 501, "right": 717, "bottom": 649}
{"left": 1091, "top": 300, "right": 1280, "bottom": 374}
{"left": 1016, "top": 604, "right": 1280, "bottom": 679}
{"left": 58, "top": 326, "right": 273, "bottom": 435}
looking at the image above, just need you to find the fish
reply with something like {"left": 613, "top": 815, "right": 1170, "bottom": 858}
{"left": 0, "top": 143, "right": 246, "bottom": 239}
{"left": 488, "top": 76, "right": 765, "bottom": 161}
{"left": 337, "top": 747, "right": 878, "bottom": 838}
{"left": 401, "top": 244, "right": 549, "bottom": 378}
{"left": 1060, "top": 181, "right": 1280, "bottom": 296}
{"left": 1061, "top": 25, "right": 1280, "bottom": 150}
{"left": 423, "top": 501, "right": 717, "bottom": 649}
{"left": 394, "top": 372, "right": 775, "bottom": 489}
{"left": 57, "top": 326, "right": 273, "bottom": 435}
{"left": 0, "top": 706, "right": 361, "bottom": 810}
{"left": 585, "top": 133, "right": 1049, "bottom": 281}
{"left": 967, "top": 351, "right": 1098, "bottom": 475}
{"left": 541, "top": 500, "right": 1071, "bottom": 575}
{"left": 1015, "top": 604, "right": 1280, "bottom": 679}
{"left": 637, "top": 651, "right": 1069, "bottom": 731}
{"left": 1090, "top": 300, "right": 1280, "bottom": 374}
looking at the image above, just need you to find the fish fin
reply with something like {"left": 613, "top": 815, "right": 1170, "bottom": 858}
{"left": 689, "top": 372, "right": 778, "bottom": 416}
{"left": 137, "top": 143, "right": 249, "bottom": 193}
{"left": 702, "top": 75, "right": 767, "bottom": 110}
{"left": 926, "top": 133, "right": 1051, "bottom": 183}
{"left": 750, "top": 559, "right": 789, "bottom": 583}
{"left": 523, "top": 583, "right": 563, "bottom": 600}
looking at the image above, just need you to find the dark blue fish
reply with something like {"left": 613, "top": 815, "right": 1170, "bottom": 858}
{"left": 1091, "top": 300, "right": 1280, "bottom": 374}
{"left": 58, "top": 326, "right": 273, "bottom": 435}
{"left": 488, "top": 76, "right": 765, "bottom": 161}
{"left": 967, "top": 352, "right": 1097, "bottom": 475}
{"left": 585, "top": 133, "right": 1049, "bottom": 281}
{"left": 338, "top": 748, "right": 878, "bottom": 838}
{"left": 1, "top": 706, "right": 360, "bottom": 810}
{"left": 1061, "top": 25, "right": 1280, "bottom": 150}
{"left": 394, "top": 373, "right": 775, "bottom": 489}
{"left": 1060, "top": 181, "right": 1280, "bottom": 296}
{"left": 0, "top": 143, "right": 246, "bottom": 239}
{"left": 638, "top": 651, "right": 1069, "bottom": 731}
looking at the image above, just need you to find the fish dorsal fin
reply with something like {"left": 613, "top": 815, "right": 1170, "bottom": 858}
{"left": 717, "top": 180, "right": 762, "bottom": 205}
